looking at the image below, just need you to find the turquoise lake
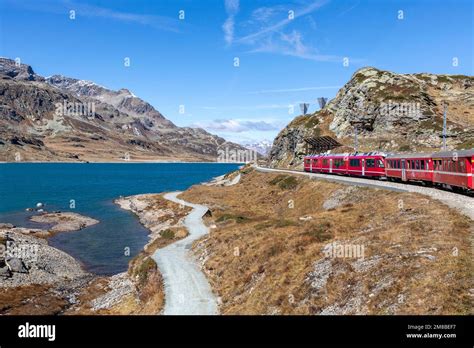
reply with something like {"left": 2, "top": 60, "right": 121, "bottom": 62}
{"left": 0, "top": 163, "right": 240, "bottom": 275}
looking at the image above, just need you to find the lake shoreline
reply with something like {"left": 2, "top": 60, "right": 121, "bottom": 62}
{"left": 0, "top": 163, "right": 242, "bottom": 314}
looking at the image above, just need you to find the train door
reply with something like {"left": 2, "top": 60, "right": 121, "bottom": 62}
{"left": 401, "top": 159, "right": 407, "bottom": 181}
{"left": 329, "top": 159, "right": 333, "bottom": 173}
{"left": 362, "top": 159, "right": 365, "bottom": 176}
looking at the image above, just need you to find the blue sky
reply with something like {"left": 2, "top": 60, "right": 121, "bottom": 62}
{"left": 0, "top": 0, "right": 472, "bottom": 144}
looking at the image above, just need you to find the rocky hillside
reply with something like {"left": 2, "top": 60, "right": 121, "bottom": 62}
{"left": 0, "top": 58, "right": 248, "bottom": 162}
{"left": 270, "top": 67, "right": 474, "bottom": 167}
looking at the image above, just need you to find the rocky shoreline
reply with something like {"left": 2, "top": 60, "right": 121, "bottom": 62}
{"left": 0, "top": 211, "right": 98, "bottom": 287}
{"left": 65, "top": 194, "right": 192, "bottom": 314}
{"left": 0, "top": 188, "right": 206, "bottom": 314}
{"left": 0, "top": 211, "right": 100, "bottom": 314}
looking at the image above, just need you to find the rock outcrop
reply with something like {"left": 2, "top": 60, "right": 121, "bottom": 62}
{"left": 0, "top": 230, "right": 90, "bottom": 288}
{"left": 269, "top": 67, "right": 474, "bottom": 167}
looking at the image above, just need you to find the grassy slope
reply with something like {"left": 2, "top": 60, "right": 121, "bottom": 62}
{"left": 180, "top": 168, "right": 472, "bottom": 315}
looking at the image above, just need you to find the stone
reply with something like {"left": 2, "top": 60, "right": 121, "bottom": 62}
{"left": 0, "top": 266, "right": 11, "bottom": 278}
{"left": 6, "top": 257, "right": 28, "bottom": 273}
{"left": 0, "top": 223, "right": 15, "bottom": 229}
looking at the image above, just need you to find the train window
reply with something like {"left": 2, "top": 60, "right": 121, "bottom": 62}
{"left": 416, "top": 160, "right": 420, "bottom": 170}
{"left": 334, "top": 159, "right": 344, "bottom": 168}
{"left": 459, "top": 160, "right": 466, "bottom": 173}
{"left": 397, "top": 160, "right": 401, "bottom": 168}
{"left": 420, "top": 160, "right": 424, "bottom": 169}
{"left": 305, "top": 159, "right": 310, "bottom": 164}
{"left": 349, "top": 159, "right": 360, "bottom": 167}
{"left": 323, "top": 159, "right": 329, "bottom": 166}
{"left": 377, "top": 159, "right": 385, "bottom": 168}
{"left": 366, "top": 159, "right": 375, "bottom": 167}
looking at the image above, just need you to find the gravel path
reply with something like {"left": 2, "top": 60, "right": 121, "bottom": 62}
{"left": 256, "top": 166, "right": 474, "bottom": 220}
{"left": 151, "top": 192, "right": 218, "bottom": 315}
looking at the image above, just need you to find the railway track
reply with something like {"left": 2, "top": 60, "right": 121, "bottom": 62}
{"left": 255, "top": 166, "right": 474, "bottom": 221}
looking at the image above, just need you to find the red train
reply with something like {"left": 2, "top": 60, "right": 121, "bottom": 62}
{"left": 304, "top": 149, "right": 474, "bottom": 192}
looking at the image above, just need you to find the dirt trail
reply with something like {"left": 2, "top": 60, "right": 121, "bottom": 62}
{"left": 152, "top": 192, "right": 217, "bottom": 315}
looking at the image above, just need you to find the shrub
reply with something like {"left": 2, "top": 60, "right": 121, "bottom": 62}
{"left": 304, "top": 222, "right": 333, "bottom": 242}
{"left": 277, "top": 176, "right": 298, "bottom": 190}
{"left": 216, "top": 214, "right": 249, "bottom": 223}
{"left": 160, "top": 229, "right": 175, "bottom": 239}
{"left": 269, "top": 175, "right": 299, "bottom": 190}
{"left": 135, "top": 257, "right": 157, "bottom": 286}
{"left": 269, "top": 175, "right": 287, "bottom": 185}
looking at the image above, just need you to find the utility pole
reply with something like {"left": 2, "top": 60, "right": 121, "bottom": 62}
{"left": 354, "top": 126, "right": 358, "bottom": 153}
{"left": 442, "top": 103, "right": 447, "bottom": 150}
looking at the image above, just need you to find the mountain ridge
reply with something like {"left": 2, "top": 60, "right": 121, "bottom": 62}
{"left": 0, "top": 58, "right": 249, "bottom": 162}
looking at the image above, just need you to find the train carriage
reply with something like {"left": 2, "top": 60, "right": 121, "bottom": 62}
{"left": 304, "top": 153, "right": 386, "bottom": 178}
{"left": 346, "top": 153, "right": 386, "bottom": 177}
{"left": 431, "top": 150, "right": 474, "bottom": 191}
{"left": 385, "top": 153, "right": 433, "bottom": 183}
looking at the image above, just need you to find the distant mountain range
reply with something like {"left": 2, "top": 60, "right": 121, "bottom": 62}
{"left": 241, "top": 140, "right": 273, "bottom": 156}
{"left": 270, "top": 67, "right": 474, "bottom": 167}
{"left": 0, "top": 57, "right": 249, "bottom": 162}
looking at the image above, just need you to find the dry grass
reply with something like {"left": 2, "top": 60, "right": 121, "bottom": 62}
{"left": 180, "top": 169, "right": 473, "bottom": 315}
{"left": 0, "top": 285, "right": 68, "bottom": 315}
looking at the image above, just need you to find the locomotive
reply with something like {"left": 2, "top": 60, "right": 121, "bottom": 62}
{"left": 303, "top": 150, "right": 474, "bottom": 192}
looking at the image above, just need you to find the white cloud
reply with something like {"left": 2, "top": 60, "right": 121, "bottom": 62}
{"left": 225, "top": 0, "right": 351, "bottom": 63}
{"left": 246, "top": 28, "right": 343, "bottom": 62}
{"left": 223, "top": 0, "right": 240, "bottom": 45}
{"left": 223, "top": 17, "right": 236, "bottom": 45}
{"left": 194, "top": 119, "right": 280, "bottom": 133}
{"left": 224, "top": 0, "right": 240, "bottom": 14}
{"left": 7, "top": 0, "right": 181, "bottom": 32}
{"left": 237, "top": 0, "right": 329, "bottom": 44}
